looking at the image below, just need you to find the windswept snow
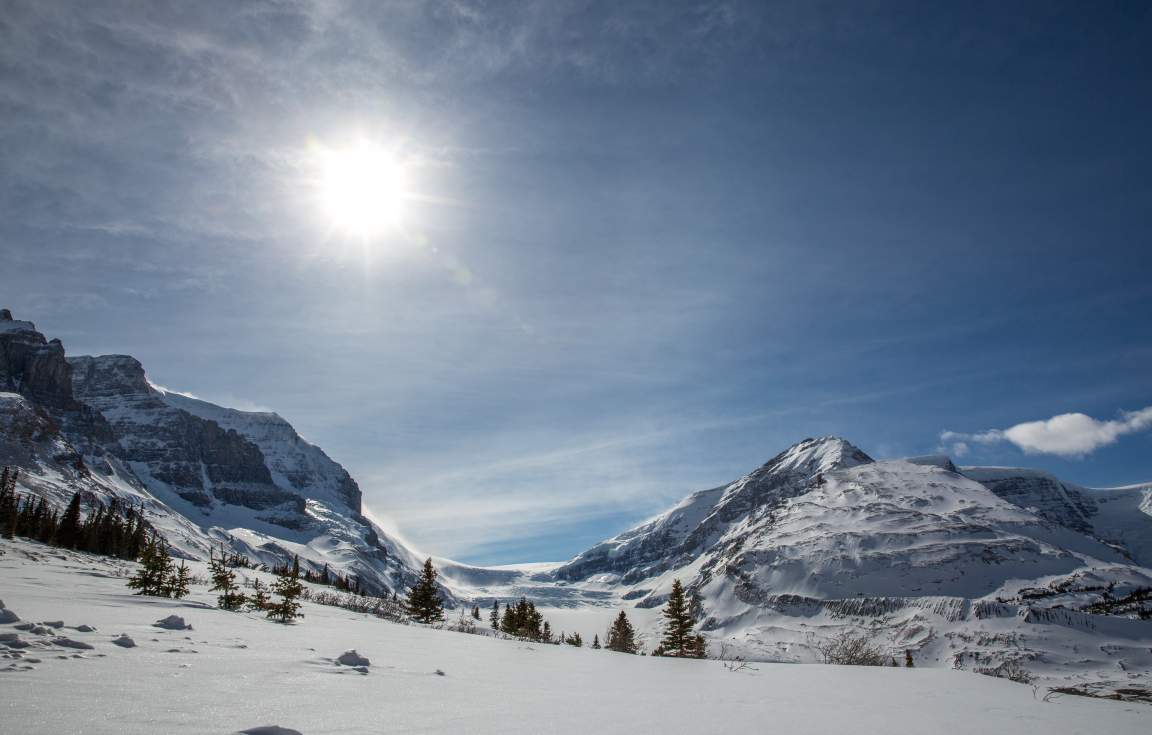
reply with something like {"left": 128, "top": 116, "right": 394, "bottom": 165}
{"left": 2, "top": 538, "right": 1148, "bottom": 735}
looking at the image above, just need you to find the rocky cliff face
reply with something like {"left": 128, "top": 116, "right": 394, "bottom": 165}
{"left": 69, "top": 354, "right": 293, "bottom": 512}
{"left": 0, "top": 309, "right": 75, "bottom": 410}
{"left": 0, "top": 310, "right": 431, "bottom": 598}
{"left": 160, "top": 390, "right": 362, "bottom": 514}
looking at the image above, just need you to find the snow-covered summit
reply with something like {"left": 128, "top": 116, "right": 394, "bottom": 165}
{"left": 552, "top": 436, "right": 873, "bottom": 584}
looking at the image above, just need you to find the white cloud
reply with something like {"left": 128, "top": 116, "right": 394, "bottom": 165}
{"left": 941, "top": 406, "right": 1152, "bottom": 459}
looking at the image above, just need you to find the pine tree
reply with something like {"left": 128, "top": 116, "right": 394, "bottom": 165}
{"left": 209, "top": 551, "right": 245, "bottom": 610}
{"left": 248, "top": 578, "right": 270, "bottom": 611}
{"left": 167, "top": 560, "right": 192, "bottom": 599}
{"left": 267, "top": 555, "right": 304, "bottom": 623}
{"left": 127, "top": 509, "right": 147, "bottom": 560}
{"left": 905, "top": 650, "right": 914, "bottom": 668}
{"left": 606, "top": 610, "right": 638, "bottom": 654}
{"left": 591, "top": 634, "right": 602, "bottom": 650}
{"left": 405, "top": 558, "right": 445, "bottom": 624}
{"left": 490, "top": 600, "right": 501, "bottom": 630}
{"left": 658, "top": 579, "right": 701, "bottom": 657}
{"left": 472, "top": 604, "right": 482, "bottom": 621}
{"left": 55, "top": 493, "right": 83, "bottom": 550}
{"left": 565, "top": 632, "right": 583, "bottom": 647}
{"left": 127, "top": 535, "right": 174, "bottom": 596}
{"left": 0, "top": 467, "right": 17, "bottom": 539}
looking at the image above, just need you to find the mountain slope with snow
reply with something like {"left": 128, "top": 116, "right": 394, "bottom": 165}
{"left": 537, "top": 437, "right": 1152, "bottom": 693}
{"left": 963, "top": 466, "right": 1152, "bottom": 567}
{"left": 0, "top": 310, "right": 430, "bottom": 598}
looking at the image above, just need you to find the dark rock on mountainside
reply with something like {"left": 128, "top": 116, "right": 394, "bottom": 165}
{"left": 69, "top": 354, "right": 294, "bottom": 511}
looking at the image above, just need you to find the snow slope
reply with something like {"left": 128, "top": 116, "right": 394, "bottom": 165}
{"left": 1, "top": 538, "right": 1148, "bottom": 735}
{"left": 964, "top": 467, "right": 1152, "bottom": 567}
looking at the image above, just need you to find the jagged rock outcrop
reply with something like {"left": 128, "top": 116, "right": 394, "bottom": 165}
{"left": 69, "top": 354, "right": 291, "bottom": 511}
{"left": 0, "top": 310, "right": 432, "bottom": 598}
{"left": 0, "top": 311, "right": 76, "bottom": 410}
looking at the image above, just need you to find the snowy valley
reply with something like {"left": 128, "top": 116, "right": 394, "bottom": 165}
{"left": 2, "top": 309, "right": 1152, "bottom": 732}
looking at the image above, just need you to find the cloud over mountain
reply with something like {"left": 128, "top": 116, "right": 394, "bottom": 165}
{"left": 942, "top": 406, "right": 1152, "bottom": 458}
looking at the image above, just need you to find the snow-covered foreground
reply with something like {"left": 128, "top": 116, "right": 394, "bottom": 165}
{"left": 1, "top": 540, "right": 1147, "bottom": 735}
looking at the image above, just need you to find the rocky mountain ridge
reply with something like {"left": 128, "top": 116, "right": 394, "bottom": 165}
{"left": 0, "top": 310, "right": 429, "bottom": 597}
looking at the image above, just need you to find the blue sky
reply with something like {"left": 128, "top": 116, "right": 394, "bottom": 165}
{"left": 1, "top": 1, "right": 1150, "bottom": 564}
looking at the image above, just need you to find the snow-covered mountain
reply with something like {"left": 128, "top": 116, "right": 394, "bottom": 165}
{"left": 520, "top": 436, "right": 1152, "bottom": 693}
{"left": 0, "top": 310, "right": 429, "bottom": 597}
{"left": 4, "top": 308, "right": 1150, "bottom": 693}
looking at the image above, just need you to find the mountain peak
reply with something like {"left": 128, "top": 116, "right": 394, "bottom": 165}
{"left": 762, "top": 435, "right": 873, "bottom": 478}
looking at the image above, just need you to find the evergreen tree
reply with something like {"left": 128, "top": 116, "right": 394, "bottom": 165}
{"left": 472, "top": 604, "right": 482, "bottom": 621}
{"left": 0, "top": 467, "right": 17, "bottom": 539}
{"left": 127, "top": 509, "right": 148, "bottom": 559}
{"left": 248, "top": 578, "right": 270, "bottom": 611}
{"left": 267, "top": 555, "right": 304, "bottom": 623}
{"left": 167, "top": 560, "right": 192, "bottom": 599}
{"left": 267, "top": 557, "right": 304, "bottom": 622}
{"left": 658, "top": 578, "right": 702, "bottom": 657}
{"left": 591, "top": 634, "right": 601, "bottom": 650}
{"left": 905, "top": 650, "right": 914, "bottom": 668}
{"left": 37, "top": 508, "right": 58, "bottom": 544}
{"left": 500, "top": 604, "right": 514, "bottom": 634}
{"left": 565, "top": 632, "right": 583, "bottom": 647}
{"left": 490, "top": 600, "right": 501, "bottom": 630}
{"left": 606, "top": 610, "right": 638, "bottom": 654}
{"left": 405, "top": 557, "right": 445, "bottom": 624}
{"left": 209, "top": 550, "right": 245, "bottom": 610}
{"left": 127, "top": 535, "right": 174, "bottom": 596}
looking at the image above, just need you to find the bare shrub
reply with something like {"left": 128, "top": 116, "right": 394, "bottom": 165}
{"left": 308, "top": 589, "right": 408, "bottom": 622}
{"left": 975, "top": 659, "right": 1033, "bottom": 684}
{"left": 716, "top": 642, "right": 759, "bottom": 672}
{"left": 815, "top": 631, "right": 889, "bottom": 666}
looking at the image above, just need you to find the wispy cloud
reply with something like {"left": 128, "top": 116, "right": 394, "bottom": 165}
{"left": 941, "top": 406, "right": 1152, "bottom": 459}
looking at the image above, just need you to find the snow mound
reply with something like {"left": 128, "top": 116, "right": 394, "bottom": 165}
{"left": 153, "top": 615, "right": 192, "bottom": 630}
{"left": 335, "top": 649, "right": 370, "bottom": 667}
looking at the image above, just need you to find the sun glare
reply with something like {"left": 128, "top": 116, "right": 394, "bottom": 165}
{"left": 317, "top": 142, "right": 409, "bottom": 237}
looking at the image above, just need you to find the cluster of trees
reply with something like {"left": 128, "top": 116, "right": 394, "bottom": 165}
{"left": 127, "top": 535, "right": 192, "bottom": 599}
{"left": 270, "top": 558, "right": 361, "bottom": 595}
{"left": 1, "top": 468, "right": 152, "bottom": 560}
{"left": 211, "top": 549, "right": 304, "bottom": 623}
{"left": 492, "top": 597, "right": 550, "bottom": 641}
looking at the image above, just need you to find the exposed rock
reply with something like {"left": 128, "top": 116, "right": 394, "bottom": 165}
{"left": 153, "top": 615, "right": 191, "bottom": 630}
{"left": 52, "top": 637, "right": 94, "bottom": 650}
{"left": 335, "top": 649, "right": 370, "bottom": 667}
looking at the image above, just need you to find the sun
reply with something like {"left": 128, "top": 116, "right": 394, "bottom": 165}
{"left": 316, "top": 142, "right": 409, "bottom": 237}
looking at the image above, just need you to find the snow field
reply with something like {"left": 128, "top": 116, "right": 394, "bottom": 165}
{"left": 1, "top": 539, "right": 1148, "bottom": 735}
